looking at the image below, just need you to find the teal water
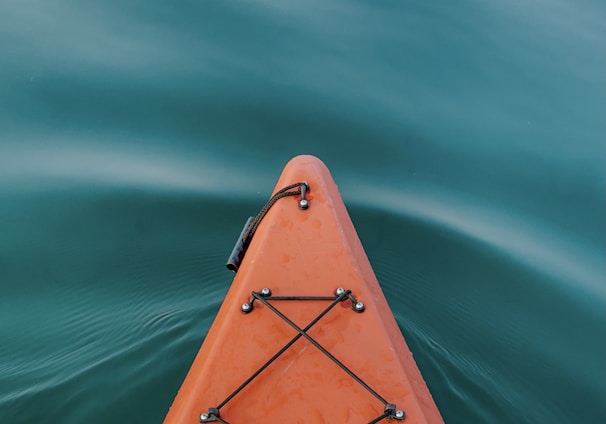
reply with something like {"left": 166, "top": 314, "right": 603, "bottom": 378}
{"left": 1, "top": 0, "right": 604, "bottom": 423}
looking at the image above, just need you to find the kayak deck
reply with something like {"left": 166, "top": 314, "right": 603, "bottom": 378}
{"left": 164, "top": 155, "right": 443, "bottom": 423}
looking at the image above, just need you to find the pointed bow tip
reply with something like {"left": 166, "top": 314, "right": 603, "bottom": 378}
{"left": 284, "top": 154, "right": 328, "bottom": 170}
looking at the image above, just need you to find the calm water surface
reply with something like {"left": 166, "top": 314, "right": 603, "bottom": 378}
{"left": 1, "top": 1, "right": 604, "bottom": 423}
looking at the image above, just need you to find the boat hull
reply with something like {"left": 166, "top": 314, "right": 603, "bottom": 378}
{"left": 164, "top": 155, "right": 443, "bottom": 423}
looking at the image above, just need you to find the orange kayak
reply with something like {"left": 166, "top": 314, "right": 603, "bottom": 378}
{"left": 164, "top": 155, "right": 443, "bottom": 424}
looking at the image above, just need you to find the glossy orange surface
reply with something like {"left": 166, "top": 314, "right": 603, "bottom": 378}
{"left": 164, "top": 155, "right": 443, "bottom": 423}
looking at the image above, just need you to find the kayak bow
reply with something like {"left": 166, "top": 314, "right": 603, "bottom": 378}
{"left": 164, "top": 155, "right": 443, "bottom": 423}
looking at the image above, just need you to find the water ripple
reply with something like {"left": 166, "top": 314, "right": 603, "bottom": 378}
{"left": 350, "top": 182, "right": 605, "bottom": 301}
{"left": 0, "top": 143, "right": 266, "bottom": 196}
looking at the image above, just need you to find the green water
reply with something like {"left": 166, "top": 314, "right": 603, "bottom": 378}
{"left": 1, "top": 0, "right": 604, "bottom": 423}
